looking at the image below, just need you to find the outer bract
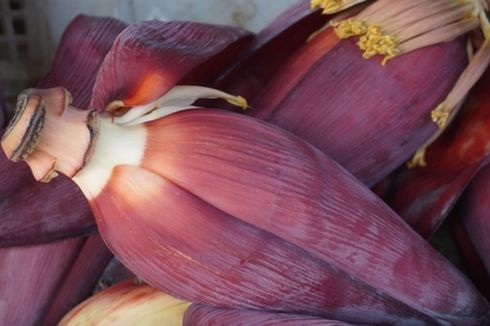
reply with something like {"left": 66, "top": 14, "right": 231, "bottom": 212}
{"left": 213, "top": 0, "right": 329, "bottom": 104}
{"left": 383, "top": 65, "right": 490, "bottom": 238}
{"left": 40, "top": 235, "right": 113, "bottom": 326}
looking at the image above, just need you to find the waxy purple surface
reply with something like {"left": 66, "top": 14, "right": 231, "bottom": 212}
{"left": 250, "top": 29, "right": 467, "bottom": 185}
{"left": 385, "top": 67, "right": 490, "bottom": 238}
{"left": 94, "top": 164, "right": 432, "bottom": 325}
{"left": 84, "top": 108, "right": 489, "bottom": 324}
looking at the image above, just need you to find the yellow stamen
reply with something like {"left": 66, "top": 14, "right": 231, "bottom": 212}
{"left": 226, "top": 95, "right": 249, "bottom": 110}
{"left": 357, "top": 24, "right": 399, "bottom": 64}
{"left": 407, "top": 148, "right": 427, "bottom": 169}
{"left": 431, "top": 103, "right": 450, "bottom": 129}
{"left": 332, "top": 19, "right": 367, "bottom": 38}
{"left": 321, "top": 0, "right": 490, "bottom": 66}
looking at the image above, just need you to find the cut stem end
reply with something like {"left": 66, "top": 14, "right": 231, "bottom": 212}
{"left": 1, "top": 88, "right": 95, "bottom": 182}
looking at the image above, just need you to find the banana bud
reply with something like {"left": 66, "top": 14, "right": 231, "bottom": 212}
{"left": 3, "top": 85, "right": 489, "bottom": 324}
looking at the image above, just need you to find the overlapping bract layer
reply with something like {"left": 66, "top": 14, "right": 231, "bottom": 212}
{"left": 250, "top": 35, "right": 466, "bottom": 185}
{"left": 215, "top": 0, "right": 469, "bottom": 185}
{"left": 384, "top": 65, "right": 490, "bottom": 238}
{"left": 91, "top": 20, "right": 252, "bottom": 110}
{"left": 18, "top": 99, "right": 477, "bottom": 324}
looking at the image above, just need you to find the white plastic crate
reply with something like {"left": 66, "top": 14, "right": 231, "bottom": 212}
{"left": 0, "top": 0, "right": 52, "bottom": 108}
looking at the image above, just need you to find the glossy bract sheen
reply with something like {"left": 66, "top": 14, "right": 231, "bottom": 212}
{"left": 251, "top": 34, "right": 467, "bottom": 185}
{"left": 76, "top": 108, "right": 490, "bottom": 325}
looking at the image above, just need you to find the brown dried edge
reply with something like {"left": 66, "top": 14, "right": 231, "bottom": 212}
{"left": 3, "top": 90, "right": 46, "bottom": 162}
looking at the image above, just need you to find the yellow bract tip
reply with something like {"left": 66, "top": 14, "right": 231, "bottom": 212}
{"left": 407, "top": 148, "right": 427, "bottom": 169}
{"left": 431, "top": 104, "right": 449, "bottom": 129}
{"left": 357, "top": 25, "right": 399, "bottom": 64}
{"left": 227, "top": 95, "right": 249, "bottom": 110}
{"left": 333, "top": 19, "right": 367, "bottom": 39}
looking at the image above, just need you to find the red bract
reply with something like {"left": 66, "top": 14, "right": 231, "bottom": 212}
{"left": 90, "top": 20, "right": 252, "bottom": 110}
{"left": 250, "top": 34, "right": 464, "bottom": 185}
{"left": 218, "top": 0, "right": 490, "bottom": 186}
{"left": 3, "top": 3, "right": 490, "bottom": 325}
{"left": 383, "top": 66, "right": 490, "bottom": 238}
{"left": 39, "top": 15, "right": 128, "bottom": 108}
